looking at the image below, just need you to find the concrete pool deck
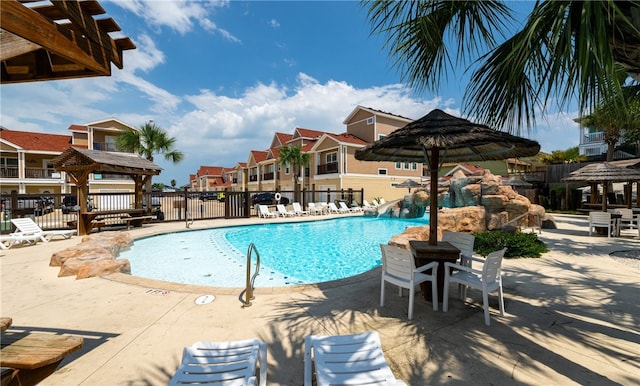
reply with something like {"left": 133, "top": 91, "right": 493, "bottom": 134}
{"left": 1, "top": 213, "right": 638, "bottom": 385}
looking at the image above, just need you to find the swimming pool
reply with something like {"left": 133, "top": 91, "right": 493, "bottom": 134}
{"left": 119, "top": 216, "right": 429, "bottom": 287}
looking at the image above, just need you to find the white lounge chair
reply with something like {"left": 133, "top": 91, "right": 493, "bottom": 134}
{"left": 380, "top": 244, "right": 439, "bottom": 319}
{"left": 257, "top": 205, "right": 277, "bottom": 218}
{"left": 292, "top": 202, "right": 309, "bottom": 216}
{"left": 0, "top": 233, "right": 42, "bottom": 249}
{"left": 338, "top": 201, "right": 358, "bottom": 213}
{"left": 308, "top": 203, "right": 323, "bottom": 215}
{"left": 276, "top": 204, "right": 295, "bottom": 217}
{"left": 362, "top": 200, "right": 375, "bottom": 209}
{"left": 443, "top": 248, "right": 507, "bottom": 326}
{"left": 327, "top": 202, "right": 341, "bottom": 214}
{"left": 169, "top": 338, "right": 267, "bottom": 386}
{"left": 10, "top": 217, "right": 76, "bottom": 242}
{"left": 304, "top": 331, "right": 406, "bottom": 386}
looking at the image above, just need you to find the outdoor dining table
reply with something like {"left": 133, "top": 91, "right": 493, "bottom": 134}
{"left": 409, "top": 240, "right": 461, "bottom": 302}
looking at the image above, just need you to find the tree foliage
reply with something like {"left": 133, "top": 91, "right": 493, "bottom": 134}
{"left": 540, "top": 147, "right": 586, "bottom": 165}
{"left": 363, "top": 1, "right": 639, "bottom": 134}
{"left": 117, "top": 121, "right": 184, "bottom": 193}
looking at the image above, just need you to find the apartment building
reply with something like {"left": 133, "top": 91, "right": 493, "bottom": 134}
{"left": 191, "top": 106, "right": 425, "bottom": 202}
{"left": 0, "top": 118, "right": 139, "bottom": 195}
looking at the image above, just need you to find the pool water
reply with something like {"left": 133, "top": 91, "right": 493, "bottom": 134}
{"left": 119, "top": 216, "right": 429, "bottom": 287}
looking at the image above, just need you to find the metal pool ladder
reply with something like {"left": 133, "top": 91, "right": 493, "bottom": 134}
{"left": 240, "top": 243, "right": 261, "bottom": 307}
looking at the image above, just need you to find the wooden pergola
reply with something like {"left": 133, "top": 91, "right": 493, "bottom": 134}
{"left": 1, "top": 0, "right": 135, "bottom": 84}
{"left": 52, "top": 148, "right": 162, "bottom": 235}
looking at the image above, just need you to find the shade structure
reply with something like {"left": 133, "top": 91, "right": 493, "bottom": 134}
{"left": 502, "top": 177, "right": 533, "bottom": 188}
{"left": 563, "top": 162, "right": 640, "bottom": 210}
{"left": 355, "top": 109, "right": 541, "bottom": 245}
{"left": 563, "top": 162, "right": 640, "bottom": 183}
{"left": 396, "top": 179, "right": 422, "bottom": 192}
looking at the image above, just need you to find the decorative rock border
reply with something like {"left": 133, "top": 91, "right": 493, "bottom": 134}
{"left": 50, "top": 232, "right": 133, "bottom": 279}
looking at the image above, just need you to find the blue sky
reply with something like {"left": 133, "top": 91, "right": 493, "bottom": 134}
{"left": 0, "top": 0, "right": 581, "bottom": 186}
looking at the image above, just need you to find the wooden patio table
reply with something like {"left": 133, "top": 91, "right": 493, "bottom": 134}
{"left": 409, "top": 240, "right": 460, "bottom": 302}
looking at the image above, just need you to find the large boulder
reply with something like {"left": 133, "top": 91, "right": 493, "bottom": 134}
{"left": 50, "top": 231, "right": 132, "bottom": 279}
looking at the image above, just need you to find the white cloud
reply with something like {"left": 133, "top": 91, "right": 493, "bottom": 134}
{"left": 110, "top": 0, "right": 239, "bottom": 41}
{"left": 164, "top": 73, "right": 445, "bottom": 173}
{"left": 269, "top": 19, "right": 280, "bottom": 28}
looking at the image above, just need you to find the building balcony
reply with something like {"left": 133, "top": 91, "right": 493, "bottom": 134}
{"left": 581, "top": 132, "right": 605, "bottom": 145}
{"left": 317, "top": 162, "right": 338, "bottom": 175}
{"left": 249, "top": 175, "right": 258, "bottom": 182}
{"left": 262, "top": 172, "right": 275, "bottom": 181}
{"left": 1, "top": 167, "right": 62, "bottom": 179}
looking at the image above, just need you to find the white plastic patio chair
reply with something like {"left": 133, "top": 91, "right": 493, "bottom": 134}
{"left": 441, "top": 231, "right": 476, "bottom": 266}
{"left": 380, "top": 244, "right": 439, "bottom": 319}
{"left": 337, "top": 201, "right": 353, "bottom": 213}
{"left": 257, "top": 205, "right": 277, "bottom": 218}
{"left": 443, "top": 248, "right": 508, "bottom": 326}
{"left": 588, "top": 211, "right": 616, "bottom": 237}
{"left": 610, "top": 208, "right": 639, "bottom": 237}
{"left": 304, "top": 331, "right": 407, "bottom": 386}
{"left": 169, "top": 338, "right": 267, "bottom": 386}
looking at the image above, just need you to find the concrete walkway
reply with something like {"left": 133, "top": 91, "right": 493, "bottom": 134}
{"left": 1, "top": 214, "right": 638, "bottom": 385}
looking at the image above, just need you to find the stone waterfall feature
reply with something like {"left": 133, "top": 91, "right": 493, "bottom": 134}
{"left": 375, "top": 169, "right": 549, "bottom": 247}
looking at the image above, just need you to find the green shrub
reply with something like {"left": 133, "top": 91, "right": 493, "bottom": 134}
{"left": 473, "top": 231, "right": 548, "bottom": 258}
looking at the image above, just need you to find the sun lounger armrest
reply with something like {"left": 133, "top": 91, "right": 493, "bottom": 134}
{"left": 304, "top": 335, "right": 313, "bottom": 386}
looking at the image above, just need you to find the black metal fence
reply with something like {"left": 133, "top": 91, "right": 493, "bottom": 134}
{"left": 0, "top": 188, "right": 365, "bottom": 233}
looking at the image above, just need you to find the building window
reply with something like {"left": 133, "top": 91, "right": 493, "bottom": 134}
{"left": 285, "top": 162, "right": 290, "bottom": 174}
{"left": 395, "top": 162, "right": 401, "bottom": 169}
{"left": 378, "top": 169, "right": 387, "bottom": 175}
{"left": 412, "top": 162, "right": 418, "bottom": 171}
{"left": 404, "top": 162, "right": 410, "bottom": 170}
{"left": 378, "top": 134, "right": 386, "bottom": 140}
{"left": 326, "top": 152, "right": 337, "bottom": 163}
{"left": 367, "top": 117, "right": 374, "bottom": 125}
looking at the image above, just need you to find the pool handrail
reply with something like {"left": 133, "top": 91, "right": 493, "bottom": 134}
{"left": 241, "top": 242, "right": 261, "bottom": 307}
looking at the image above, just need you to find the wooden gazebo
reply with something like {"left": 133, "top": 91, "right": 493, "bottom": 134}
{"left": 52, "top": 148, "right": 162, "bottom": 235}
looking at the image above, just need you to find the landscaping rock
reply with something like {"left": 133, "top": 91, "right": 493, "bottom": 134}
{"left": 50, "top": 231, "right": 132, "bottom": 279}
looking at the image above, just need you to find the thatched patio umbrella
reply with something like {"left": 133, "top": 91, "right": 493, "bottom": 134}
{"left": 563, "top": 162, "right": 640, "bottom": 211}
{"left": 396, "top": 179, "right": 422, "bottom": 193}
{"left": 355, "top": 109, "right": 540, "bottom": 245}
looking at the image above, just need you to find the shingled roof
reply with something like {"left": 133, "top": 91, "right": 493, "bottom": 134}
{"left": 52, "top": 147, "right": 161, "bottom": 176}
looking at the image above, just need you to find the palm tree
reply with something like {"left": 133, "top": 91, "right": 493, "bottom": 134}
{"left": 363, "top": 1, "right": 640, "bottom": 133}
{"left": 117, "top": 121, "right": 184, "bottom": 209}
{"left": 278, "top": 145, "right": 311, "bottom": 202}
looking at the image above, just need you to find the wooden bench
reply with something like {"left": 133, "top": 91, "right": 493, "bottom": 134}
{"left": 123, "top": 215, "right": 154, "bottom": 230}
{"left": 1, "top": 328, "right": 83, "bottom": 386}
{"left": 67, "top": 220, "right": 105, "bottom": 233}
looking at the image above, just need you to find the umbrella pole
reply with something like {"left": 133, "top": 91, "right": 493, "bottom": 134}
{"left": 428, "top": 147, "right": 439, "bottom": 245}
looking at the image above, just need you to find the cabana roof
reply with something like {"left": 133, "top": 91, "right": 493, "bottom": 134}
{"left": 52, "top": 147, "right": 162, "bottom": 176}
